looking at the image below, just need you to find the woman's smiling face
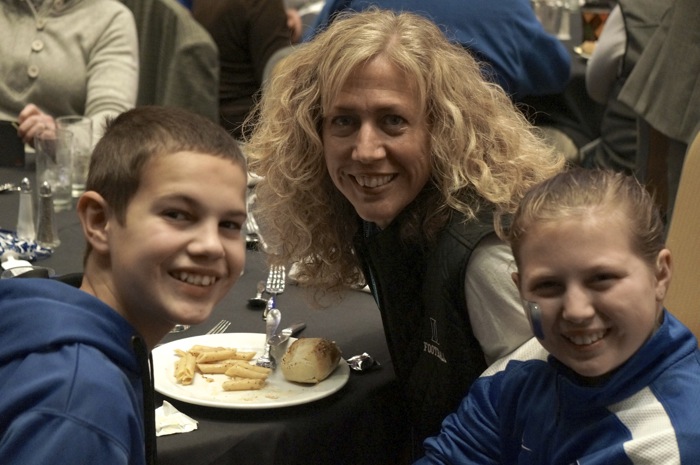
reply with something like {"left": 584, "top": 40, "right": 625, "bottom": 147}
{"left": 322, "top": 56, "right": 431, "bottom": 229}
{"left": 513, "top": 211, "right": 671, "bottom": 379}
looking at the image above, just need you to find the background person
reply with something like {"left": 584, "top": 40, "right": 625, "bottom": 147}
{"left": 583, "top": 0, "right": 673, "bottom": 174}
{"left": 245, "top": 9, "right": 563, "bottom": 456}
{"left": 0, "top": 0, "right": 139, "bottom": 145}
{"left": 192, "top": 0, "right": 301, "bottom": 140}
{"left": 0, "top": 106, "right": 248, "bottom": 465}
{"left": 306, "top": 0, "right": 571, "bottom": 101}
{"left": 417, "top": 168, "right": 700, "bottom": 464}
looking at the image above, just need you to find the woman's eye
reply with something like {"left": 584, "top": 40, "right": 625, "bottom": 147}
{"left": 330, "top": 115, "right": 354, "bottom": 127}
{"left": 383, "top": 114, "right": 405, "bottom": 126}
{"left": 327, "top": 115, "right": 356, "bottom": 136}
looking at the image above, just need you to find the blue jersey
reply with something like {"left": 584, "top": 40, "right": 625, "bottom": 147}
{"left": 417, "top": 310, "right": 700, "bottom": 464}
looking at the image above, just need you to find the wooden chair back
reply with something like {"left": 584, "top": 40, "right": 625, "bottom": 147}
{"left": 665, "top": 130, "right": 700, "bottom": 343}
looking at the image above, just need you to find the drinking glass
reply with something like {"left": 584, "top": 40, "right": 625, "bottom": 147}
{"left": 35, "top": 128, "right": 73, "bottom": 211}
{"left": 56, "top": 116, "right": 93, "bottom": 198}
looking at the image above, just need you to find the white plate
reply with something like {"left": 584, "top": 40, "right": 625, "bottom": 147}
{"left": 153, "top": 333, "right": 349, "bottom": 409}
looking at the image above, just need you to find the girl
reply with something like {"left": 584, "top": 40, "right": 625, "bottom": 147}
{"left": 417, "top": 168, "right": 700, "bottom": 464}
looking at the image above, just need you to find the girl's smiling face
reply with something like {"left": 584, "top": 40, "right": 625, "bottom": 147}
{"left": 513, "top": 210, "right": 671, "bottom": 379}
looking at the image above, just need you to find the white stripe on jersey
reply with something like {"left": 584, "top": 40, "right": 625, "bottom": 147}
{"left": 608, "top": 387, "right": 681, "bottom": 465}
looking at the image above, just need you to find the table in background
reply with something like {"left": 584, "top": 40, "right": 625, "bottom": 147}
{"left": 0, "top": 165, "right": 410, "bottom": 465}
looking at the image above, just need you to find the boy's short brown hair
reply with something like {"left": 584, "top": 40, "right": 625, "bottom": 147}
{"left": 87, "top": 105, "right": 246, "bottom": 224}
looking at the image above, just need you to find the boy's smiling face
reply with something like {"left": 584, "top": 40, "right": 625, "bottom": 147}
{"left": 93, "top": 151, "right": 247, "bottom": 343}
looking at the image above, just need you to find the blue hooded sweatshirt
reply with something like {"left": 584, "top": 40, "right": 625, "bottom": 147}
{"left": 0, "top": 278, "right": 154, "bottom": 465}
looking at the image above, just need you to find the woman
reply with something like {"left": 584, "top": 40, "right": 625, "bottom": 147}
{"left": 245, "top": 8, "right": 563, "bottom": 453}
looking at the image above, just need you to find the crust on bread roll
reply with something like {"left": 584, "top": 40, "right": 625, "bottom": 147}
{"left": 281, "top": 338, "right": 342, "bottom": 384}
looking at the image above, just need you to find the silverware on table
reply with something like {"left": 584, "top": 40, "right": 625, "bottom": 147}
{"left": 244, "top": 192, "right": 267, "bottom": 251}
{"left": 262, "top": 265, "right": 285, "bottom": 320}
{"left": 267, "top": 321, "right": 306, "bottom": 346}
{"left": 247, "top": 280, "right": 267, "bottom": 309}
{"left": 256, "top": 307, "right": 281, "bottom": 369}
{"left": 0, "top": 182, "right": 20, "bottom": 194}
{"left": 206, "top": 319, "right": 231, "bottom": 335}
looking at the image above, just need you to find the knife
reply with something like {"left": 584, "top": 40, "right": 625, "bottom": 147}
{"left": 268, "top": 322, "right": 306, "bottom": 346}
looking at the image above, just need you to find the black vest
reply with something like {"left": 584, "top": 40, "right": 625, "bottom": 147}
{"left": 353, "top": 211, "right": 494, "bottom": 446}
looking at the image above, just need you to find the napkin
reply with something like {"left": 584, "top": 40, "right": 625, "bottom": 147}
{"left": 155, "top": 401, "right": 198, "bottom": 436}
{"left": 0, "top": 229, "right": 53, "bottom": 262}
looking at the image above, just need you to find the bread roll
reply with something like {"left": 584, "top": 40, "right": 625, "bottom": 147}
{"left": 581, "top": 40, "right": 597, "bottom": 56}
{"left": 281, "top": 338, "right": 342, "bottom": 384}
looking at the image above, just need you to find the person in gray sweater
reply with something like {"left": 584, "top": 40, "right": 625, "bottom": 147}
{"left": 0, "top": 0, "right": 139, "bottom": 145}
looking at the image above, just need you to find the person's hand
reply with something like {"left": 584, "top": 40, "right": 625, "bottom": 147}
{"left": 17, "top": 103, "right": 56, "bottom": 146}
{"left": 286, "top": 8, "right": 303, "bottom": 44}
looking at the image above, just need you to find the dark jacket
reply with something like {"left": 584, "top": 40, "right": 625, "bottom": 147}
{"left": 353, "top": 211, "right": 494, "bottom": 449}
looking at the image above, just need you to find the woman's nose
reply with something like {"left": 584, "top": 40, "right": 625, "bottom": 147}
{"left": 352, "top": 124, "right": 385, "bottom": 162}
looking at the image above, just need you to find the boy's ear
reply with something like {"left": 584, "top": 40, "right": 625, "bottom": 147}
{"left": 655, "top": 248, "right": 672, "bottom": 302}
{"left": 76, "top": 191, "right": 112, "bottom": 254}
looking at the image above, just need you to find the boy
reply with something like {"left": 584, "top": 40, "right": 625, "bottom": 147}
{"left": 0, "top": 106, "right": 248, "bottom": 464}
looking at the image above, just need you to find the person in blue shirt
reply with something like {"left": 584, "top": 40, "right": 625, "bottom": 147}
{"left": 0, "top": 106, "right": 248, "bottom": 465}
{"left": 417, "top": 168, "right": 700, "bottom": 464}
{"left": 307, "top": 0, "right": 571, "bottom": 101}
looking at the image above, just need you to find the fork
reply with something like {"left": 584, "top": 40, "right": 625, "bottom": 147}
{"left": 262, "top": 265, "right": 285, "bottom": 320}
{"left": 206, "top": 320, "right": 231, "bottom": 334}
{"left": 264, "top": 264, "right": 286, "bottom": 295}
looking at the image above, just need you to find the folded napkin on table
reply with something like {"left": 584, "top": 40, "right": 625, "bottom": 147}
{"left": 0, "top": 229, "right": 53, "bottom": 262}
{"left": 155, "top": 401, "right": 198, "bottom": 436}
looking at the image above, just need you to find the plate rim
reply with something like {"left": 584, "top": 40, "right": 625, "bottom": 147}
{"left": 153, "top": 332, "right": 349, "bottom": 409}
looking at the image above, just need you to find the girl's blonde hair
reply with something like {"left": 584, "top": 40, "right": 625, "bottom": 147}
{"left": 245, "top": 8, "right": 563, "bottom": 294}
{"left": 509, "top": 168, "right": 666, "bottom": 269}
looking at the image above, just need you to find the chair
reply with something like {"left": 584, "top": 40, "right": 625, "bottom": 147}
{"left": 119, "top": 0, "right": 220, "bottom": 123}
{"left": 636, "top": 119, "right": 688, "bottom": 223}
{"left": 664, "top": 130, "right": 700, "bottom": 343}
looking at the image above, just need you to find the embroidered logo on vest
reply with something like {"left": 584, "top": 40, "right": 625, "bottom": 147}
{"left": 431, "top": 318, "right": 439, "bottom": 344}
{"left": 424, "top": 318, "right": 447, "bottom": 362}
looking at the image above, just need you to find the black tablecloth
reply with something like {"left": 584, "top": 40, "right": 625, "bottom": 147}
{"left": 0, "top": 165, "right": 410, "bottom": 465}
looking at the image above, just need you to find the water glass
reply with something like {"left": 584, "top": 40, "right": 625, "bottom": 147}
{"left": 532, "top": 0, "right": 562, "bottom": 36}
{"left": 35, "top": 128, "right": 73, "bottom": 211}
{"left": 56, "top": 116, "right": 93, "bottom": 198}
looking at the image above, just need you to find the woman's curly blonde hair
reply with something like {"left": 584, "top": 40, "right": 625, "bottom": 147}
{"left": 244, "top": 8, "right": 564, "bottom": 295}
